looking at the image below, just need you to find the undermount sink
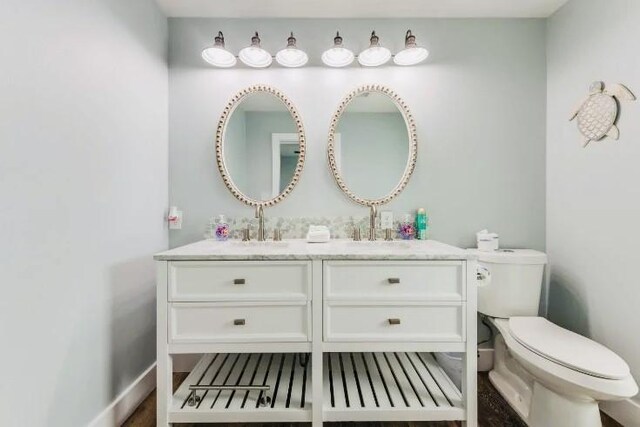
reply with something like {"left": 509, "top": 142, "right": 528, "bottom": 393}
{"left": 342, "top": 240, "right": 412, "bottom": 249}
{"left": 228, "top": 240, "right": 290, "bottom": 248}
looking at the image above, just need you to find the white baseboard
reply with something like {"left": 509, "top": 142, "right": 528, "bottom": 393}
{"left": 88, "top": 363, "right": 157, "bottom": 427}
{"left": 602, "top": 398, "right": 640, "bottom": 427}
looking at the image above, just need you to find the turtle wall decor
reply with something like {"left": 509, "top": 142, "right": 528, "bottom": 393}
{"left": 570, "top": 81, "right": 635, "bottom": 147}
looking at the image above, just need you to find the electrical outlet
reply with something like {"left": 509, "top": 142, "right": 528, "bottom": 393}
{"left": 380, "top": 211, "right": 394, "bottom": 229}
{"left": 168, "top": 207, "right": 183, "bottom": 230}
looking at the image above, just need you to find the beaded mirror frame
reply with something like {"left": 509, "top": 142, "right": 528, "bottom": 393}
{"left": 215, "top": 85, "right": 306, "bottom": 207}
{"left": 327, "top": 84, "right": 418, "bottom": 206}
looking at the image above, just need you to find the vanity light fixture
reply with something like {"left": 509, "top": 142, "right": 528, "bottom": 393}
{"left": 275, "top": 32, "right": 309, "bottom": 68}
{"left": 201, "top": 31, "right": 237, "bottom": 68}
{"left": 202, "top": 30, "right": 429, "bottom": 69}
{"left": 321, "top": 32, "right": 355, "bottom": 67}
{"left": 393, "top": 30, "right": 429, "bottom": 66}
{"left": 357, "top": 31, "right": 392, "bottom": 67}
{"left": 239, "top": 32, "right": 272, "bottom": 68}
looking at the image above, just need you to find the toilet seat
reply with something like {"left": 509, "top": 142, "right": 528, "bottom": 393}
{"left": 508, "top": 317, "right": 630, "bottom": 380}
{"left": 491, "top": 317, "right": 638, "bottom": 401}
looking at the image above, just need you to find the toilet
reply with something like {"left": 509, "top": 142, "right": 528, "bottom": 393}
{"left": 473, "top": 249, "right": 638, "bottom": 427}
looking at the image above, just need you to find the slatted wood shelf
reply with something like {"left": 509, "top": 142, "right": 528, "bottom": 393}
{"left": 170, "top": 352, "right": 464, "bottom": 423}
{"left": 170, "top": 353, "right": 312, "bottom": 423}
{"left": 323, "top": 352, "right": 464, "bottom": 422}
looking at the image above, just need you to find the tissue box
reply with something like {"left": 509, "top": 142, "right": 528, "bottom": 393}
{"left": 306, "top": 225, "right": 330, "bottom": 243}
{"left": 477, "top": 230, "right": 499, "bottom": 251}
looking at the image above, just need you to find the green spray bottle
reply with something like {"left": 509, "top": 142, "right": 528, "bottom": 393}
{"left": 416, "top": 208, "right": 429, "bottom": 240}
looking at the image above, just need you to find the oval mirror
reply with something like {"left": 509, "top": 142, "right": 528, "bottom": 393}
{"left": 328, "top": 85, "right": 417, "bottom": 206}
{"left": 216, "top": 85, "right": 306, "bottom": 207}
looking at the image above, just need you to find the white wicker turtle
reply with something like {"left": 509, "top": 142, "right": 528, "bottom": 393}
{"left": 570, "top": 81, "right": 635, "bottom": 147}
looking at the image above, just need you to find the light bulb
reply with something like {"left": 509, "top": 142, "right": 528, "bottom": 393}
{"left": 393, "top": 30, "right": 429, "bottom": 66}
{"left": 321, "top": 32, "right": 354, "bottom": 67}
{"left": 239, "top": 32, "right": 272, "bottom": 68}
{"left": 201, "top": 31, "right": 236, "bottom": 68}
{"left": 275, "top": 32, "right": 308, "bottom": 68}
{"left": 358, "top": 31, "right": 391, "bottom": 67}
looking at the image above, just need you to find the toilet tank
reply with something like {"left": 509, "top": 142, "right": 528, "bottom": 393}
{"left": 471, "top": 249, "right": 548, "bottom": 318}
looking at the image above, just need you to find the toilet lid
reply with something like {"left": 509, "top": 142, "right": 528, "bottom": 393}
{"left": 509, "top": 317, "right": 630, "bottom": 380}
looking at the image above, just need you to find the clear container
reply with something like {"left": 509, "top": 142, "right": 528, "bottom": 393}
{"left": 398, "top": 213, "right": 416, "bottom": 240}
{"left": 214, "top": 214, "right": 230, "bottom": 241}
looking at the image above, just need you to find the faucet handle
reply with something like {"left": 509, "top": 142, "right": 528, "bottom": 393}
{"left": 353, "top": 227, "right": 362, "bottom": 242}
{"left": 242, "top": 227, "right": 251, "bottom": 241}
{"left": 384, "top": 228, "right": 394, "bottom": 241}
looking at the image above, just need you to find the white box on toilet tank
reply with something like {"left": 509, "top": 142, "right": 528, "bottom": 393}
{"left": 470, "top": 249, "right": 548, "bottom": 318}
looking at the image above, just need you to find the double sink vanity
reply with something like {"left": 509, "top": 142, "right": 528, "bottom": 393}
{"left": 156, "top": 84, "right": 478, "bottom": 425}
{"left": 156, "top": 240, "right": 477, "bottom": 425}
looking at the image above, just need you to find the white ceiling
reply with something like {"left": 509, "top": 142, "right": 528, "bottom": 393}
{"left": 156, "top": 0, "right": 569, "bottom": 18}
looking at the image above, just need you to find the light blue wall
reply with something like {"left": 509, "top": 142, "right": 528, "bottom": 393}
{"left": 168, "top": 18, "right": 547, "bottom": 249}
{"left": 225, "top": 111, "right": 298, "bottom": 200}
{"left": 245, "top": 112, "right": 297, "bottom": 199}
{"left": 338, "top": 112, "right": 408, "bottom": 200}
{"left": 0, "top": 0, "right": 168, "bottom": 425}
{"left": 547, "top": 0, "right": 640, "bottom": 412}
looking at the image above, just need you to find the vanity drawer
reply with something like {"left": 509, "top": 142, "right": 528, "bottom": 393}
{"left": 169, "top": 302, "right": 311, "bottom": 343}
{"left": 324, "top": 261, "right": 465, "bottom": 301}
{"left": 168, "top": 261, "right": 311, "bottom": 301}
{"left": 324, "top": 302, "right": 465, "bottom": 342}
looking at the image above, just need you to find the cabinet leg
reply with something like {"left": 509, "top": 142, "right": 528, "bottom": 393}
{"left": 312, "top": 352, "right": 322, "bottom": 427}
{"left": 157, "top": 261, "right": 172, "bottom": 426}
{"left": 311, "top": 260, "right": 323, "bottom": 427}
{"left": 463, "top": 260, "right": 478, "bottom": 427}
{"left": 156, "top": 352, "right": 173, "bottom": 427}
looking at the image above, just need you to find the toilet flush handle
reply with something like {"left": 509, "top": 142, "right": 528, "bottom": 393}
{"left": 476, "top": 265, "right": 491, "bottom": 287}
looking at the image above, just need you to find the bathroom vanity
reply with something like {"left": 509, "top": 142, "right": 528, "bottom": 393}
{"left": 155, "top": 239, "right": 478, "bottom": 426}
{"left": 155, "top": 83, "right": 479, "bottom": 425}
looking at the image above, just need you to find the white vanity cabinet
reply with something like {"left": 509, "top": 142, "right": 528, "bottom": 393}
{"left": 155, "top": 240, "right": 477, "bottom": 426}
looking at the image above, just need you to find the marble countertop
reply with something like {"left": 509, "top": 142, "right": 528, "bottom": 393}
{"left": 154, "top": 239, "right": 475, "bottom": 261}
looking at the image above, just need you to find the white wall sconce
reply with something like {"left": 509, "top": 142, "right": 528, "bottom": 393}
{"left": 357, "top": 31, "right": 392, "bottom": 67}
{"left": 275, "top": 32, "right": 309, "bottom": 68}
{"left": 321, "top": 32, "right": 355, "bottom": 67}
{"left": 393, "top": 30, "right": 429, "bottom": 66}
{"left": 239, "top": 32, "right": 273, "bottom": 68}
{"left": 201, "top": 30, "right": 429, "bottom": 69}
{"left": 201, "top": 31, "right": 236, "bottom": 68}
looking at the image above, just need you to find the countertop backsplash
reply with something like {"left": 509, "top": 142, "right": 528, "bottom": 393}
{"left": 204, "top": 216, "right": 411, "bottom": 240}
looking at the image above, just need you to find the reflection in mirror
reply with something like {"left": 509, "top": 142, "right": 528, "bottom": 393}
{"left": 224, "top": 92, "right": 300, "bottom": 202}
{"left": 334, "top": 92, "right": 411, "bottom": 201}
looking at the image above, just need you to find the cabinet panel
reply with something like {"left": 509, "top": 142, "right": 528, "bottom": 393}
{"left": 325, "top": 302, "right": 465, "bottom": 342}
{"left": 324, "top": 261, "right": 465, "bottom": 301}
{"left": 169, "top": 261, "right": 311, "bottom": 302}
{"left": 169, "top": 302, "right": 311, "bottom": 343}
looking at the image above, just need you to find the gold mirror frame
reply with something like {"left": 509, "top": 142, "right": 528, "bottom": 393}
{"left": 215, "top": 85, "right": 306, "bottom": 208}
{"left": 327, "top": 84, "right": 418, "bottom": 206}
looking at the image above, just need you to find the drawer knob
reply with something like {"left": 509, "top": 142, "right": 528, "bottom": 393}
{"left": 388, "top": 318, "right": 401, "bottom": 325}
{"left": 387, "top": 278, "right": 400, "bottom": 284}
{"left": 233, "top": 278, "right": 246, "bottom": 285}
{"left": 233, "top": 319, "right": 246, "bottom": 326}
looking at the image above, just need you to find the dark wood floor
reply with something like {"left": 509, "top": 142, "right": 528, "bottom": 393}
{"left": 123, "top": 372, "right": 622, "bottom": 427}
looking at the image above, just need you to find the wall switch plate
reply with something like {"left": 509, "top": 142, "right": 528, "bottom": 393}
{"left": 380, "top": 211, "right": 394, "bottom": 229}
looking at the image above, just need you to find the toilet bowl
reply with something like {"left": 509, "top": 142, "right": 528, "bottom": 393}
{"left": 472, "top": 249, "right": 638, "bottom": 427}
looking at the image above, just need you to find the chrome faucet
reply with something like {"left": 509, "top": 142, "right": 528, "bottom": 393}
{"left": 255, "top": 205, "right": 266, "bottom": 241}
{"left": 368, "top": 205, "right": 377, "bottom": 241}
